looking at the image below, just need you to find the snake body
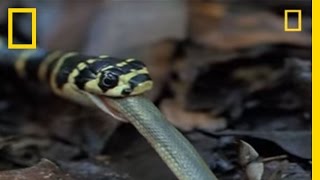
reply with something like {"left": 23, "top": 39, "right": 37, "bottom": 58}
{"left": 0, "top": 38, "right": 217, "bottom": 180}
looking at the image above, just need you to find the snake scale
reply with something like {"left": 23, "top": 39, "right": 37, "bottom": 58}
{"left": 0, "top": 38, "right": 217, "bottom": 180}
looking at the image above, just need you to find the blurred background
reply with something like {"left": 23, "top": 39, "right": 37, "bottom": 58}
{"left": 0, "top": 1, "right": 311, "bottom": 180}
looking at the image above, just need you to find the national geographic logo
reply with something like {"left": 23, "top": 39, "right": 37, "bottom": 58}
{"left": 7, "top": 8, "right": 37, "bottom": 49}
{"left": 284, "top": 9, "right": 302, "bottom": 32}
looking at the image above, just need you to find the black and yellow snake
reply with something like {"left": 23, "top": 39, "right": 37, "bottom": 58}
{"left": 0, "top": 38, "right": 217, "bottom": 180}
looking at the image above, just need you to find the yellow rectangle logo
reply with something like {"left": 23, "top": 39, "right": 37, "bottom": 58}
{"left": 8, "top": 8, "right": 37, "bottom": 49}
{"left": 284, "top": 9, "right": 302, "bottom": 32}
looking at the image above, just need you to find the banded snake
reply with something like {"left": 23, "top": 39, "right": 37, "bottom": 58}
{"left": 0, "top": 38, "right": 217, "bottom": 180}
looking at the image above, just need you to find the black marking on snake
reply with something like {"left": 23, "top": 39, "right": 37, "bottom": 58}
{"left": 103, "top": 67, "right": 124, "bottom": 76}
{"left": 127, "top": 60, "right": 146, "bottom": 69}
{"left": 0, "top": 46, "right": 48, "bottom": 80}
{"left": 24, "top": 50, "right": 48, "bottom": 81}
{"left": 0, "top": 49, "right": 20, "bottom": 78}
{"left": 116, "top": 63, "right": 135, "bottom": 73}
{"left": 45, "top": 52, "right": 62, "bottom": 82}
{"left": 87, "top": 58, "right": 116, "bottom": 73}
{"left": 74, "top": 68, "right": 96, "bottom": 90}
{"left": 98, "top": 57, "right": 123, "bottom": 66}
{"left": 129, "top": 73, "right": 151, "bottom": 88}
{"left": 56, "top": 54, "right": 94, "bottom": 89}
{"left": 113, "top": 61, "right": 145, "bottom": 75}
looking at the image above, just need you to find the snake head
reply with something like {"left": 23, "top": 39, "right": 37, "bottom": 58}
{"left": 77, "top": 57, "right": 153, "bottom": 97}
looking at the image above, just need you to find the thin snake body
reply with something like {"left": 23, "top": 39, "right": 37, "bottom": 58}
{"left": 0, "top": 38, "right": 217, "bottom": 180}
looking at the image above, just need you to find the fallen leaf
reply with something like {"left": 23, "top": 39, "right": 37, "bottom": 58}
{"left": 202, "top": 130, "right": 311, "bottom": 159}
{"left": 189, "top": 2, "right": 227, "bottom": 42}
{"left": 0, "top": 159, "right": 73, "bottom": 180}
{"left": 239, "top": 140, "right": 264, "bottom": 180}
{"left": 59, "top": 160, "right": 131, "bottom": 180}
{"left": 263, "top": 160, "right": 311, "bottom": 180}
{"left": 0, "top": 136, "right": 49, "bottom": 167}
{"left": 285, "top": 58, "right": 312, "bottom": 111}
{"left": 172, "top": 44, "right": 290, "bottom": 116}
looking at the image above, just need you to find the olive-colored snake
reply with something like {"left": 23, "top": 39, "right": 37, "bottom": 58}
{"left": 0, "top": 38, "right": 217, "bottom": 180}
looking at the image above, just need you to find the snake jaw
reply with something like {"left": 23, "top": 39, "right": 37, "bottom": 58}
{"left": 84, "top": 92, "right": 128, "bottom": 122}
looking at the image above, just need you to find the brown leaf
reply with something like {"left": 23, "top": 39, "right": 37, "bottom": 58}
{"left": 232, "top": 65, "right": 284, "bottom": 92}
{"left": 285, "top": 58, "right": 312, "bottom": 111}
{"left": 59, "top": 160, "right": 131, "bottom": 180}
{"left": 0, "top": 159, "right": 73, "bottom": 180}
{"left": 171, "top": 44, "right": 289, "bottom": 115}
{"left": 160, "top": 99, "right": 226, "bottom": 131}
{"left": 189, "top": 2, "right": 227, "bottom": 38}
{"left": 0, "top": 136, "right": 50, "bottom": 167}
{"left": 205, "top": 130, "right": 311, "bottom": 159}
{"left": 263, "top": 160, "right": 311, "bottom": 180}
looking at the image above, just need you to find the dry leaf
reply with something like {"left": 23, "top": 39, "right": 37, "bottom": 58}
{"left": 239, "top": 140, "right": 264, "bottom": 180}
{"left": 0, "top": 159, "right": 73, "bottom": 180}
{"left": 263, "top": 160, "right": 311, "bottom": 180}
{"left": 205, "top": 131, "right": 311, "bottom": 159}
{"left": 232, "top": 65, "right": 284, "bottom": 92}
{"left": 189, "top": 2, "right": 227, "bottom": 39}
{"left": 59, "top": 160, "right": 131, "bottom": 180}
{"left": 286, "top": 58, "right": 312, "bottom": 111}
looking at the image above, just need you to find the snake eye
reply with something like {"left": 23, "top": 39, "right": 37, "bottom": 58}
{"left": 101, "top": 72, "right": 118, "bottom": 88}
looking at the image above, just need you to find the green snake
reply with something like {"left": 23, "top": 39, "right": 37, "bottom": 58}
{"left": 0, "top": 38, "right": 217, "bottom": 180}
